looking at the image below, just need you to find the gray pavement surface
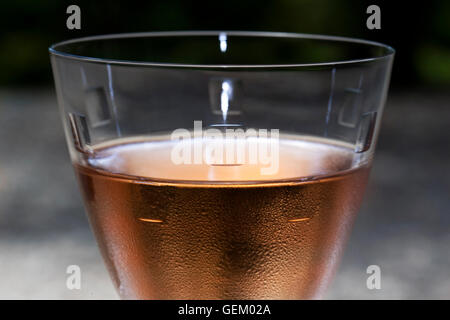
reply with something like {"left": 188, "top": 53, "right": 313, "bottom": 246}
{"left": 0, "top": 88, "right": 449, "bottom": 299}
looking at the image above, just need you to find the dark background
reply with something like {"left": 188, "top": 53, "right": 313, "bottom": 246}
{"left": 0, "top": 0, "right": 449, "bottom": 89}
{"left": 0, "top": 0, "right": 448, "bottom": 299}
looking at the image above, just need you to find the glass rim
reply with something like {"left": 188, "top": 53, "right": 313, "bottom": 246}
{"left": 49, "top": 30, "right": 395, "bottom": 69}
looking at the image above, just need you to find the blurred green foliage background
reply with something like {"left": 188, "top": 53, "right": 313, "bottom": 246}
{"left": 0, "top": 0, "right": 449, "bottom": 88}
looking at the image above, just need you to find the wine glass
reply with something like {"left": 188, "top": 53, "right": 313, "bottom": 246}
{"left": 50, "top": 31, "right": 394, "bottom": 299}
